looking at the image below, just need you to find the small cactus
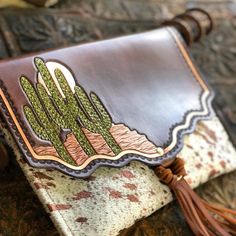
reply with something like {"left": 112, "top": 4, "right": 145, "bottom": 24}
{"left": 34, "top": 58, "right": 96, "bottom": 156}
{"left": 20, "top": 77, "right": 75, "bottom": 165}
{"left": 54, "top": 66, "right": 121, "bottom": 155}
{"left": 74, "top": 85, "right": 122, "bottom": 155}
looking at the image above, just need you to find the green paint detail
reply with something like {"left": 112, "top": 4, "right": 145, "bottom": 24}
{"left": 20, "top": 77, "right": 75, "bottom": 165}
{"left": 20, "top": 57, "right": 121, "bottom": 164}
{"left": 74, "top": 86, "right": 122, "bottom": 155}
{"left": 34, "top": 58, "right": 96, "bottom": 156}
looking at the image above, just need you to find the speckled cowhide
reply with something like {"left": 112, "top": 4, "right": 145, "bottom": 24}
{"left": 0, "top": 27, "right": 213, "bottom": 177}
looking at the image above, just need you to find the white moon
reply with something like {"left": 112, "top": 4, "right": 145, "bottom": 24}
{"left": 37, "top": 61, "right": 76, "bottom": 98}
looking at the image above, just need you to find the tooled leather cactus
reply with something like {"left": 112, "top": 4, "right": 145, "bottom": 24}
{"left": 21, "top": 57, "right": 96, "bottom": 159}
{"left": 73, "top": 84, "right": 122, "bottom": 155}
{"left": 20, "top": 77, "right": 76, "bottom": 165}
{"left": 55, "top": 64, "right": 122, "bottom": 155}
{"left": 53, "top": 66, "right": 121, "bottom": 155}
{"left": 21, "top": 57, "right": 121, "bottom": 160}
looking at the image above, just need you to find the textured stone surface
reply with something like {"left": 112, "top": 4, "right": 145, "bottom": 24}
{"left": 1, "top": 116, "right": 235, "bottom": 236}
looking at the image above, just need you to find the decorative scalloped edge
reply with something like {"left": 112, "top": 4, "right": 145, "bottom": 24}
{"left": 0, "top": 80, "right": 214, "bottom": 178}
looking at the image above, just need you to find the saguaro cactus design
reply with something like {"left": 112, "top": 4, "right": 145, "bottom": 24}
{"left": 20, "top": 77, "right": 75, "bottom": 165}
{"left": 52, "top": 61, "right": 121, "bottom": 155}
{"left": 34, "top": 58, "right": 96, "bottom": 156}
{"left": 73, "top": 84, "right": 122, "bottom": 155}
{"left": 21, "top": 57, "right": 121, "bottom": 163}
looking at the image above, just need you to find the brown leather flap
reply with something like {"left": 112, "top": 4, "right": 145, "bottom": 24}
{"left": 0, "top": 27, "right": 213, "bottom": 177}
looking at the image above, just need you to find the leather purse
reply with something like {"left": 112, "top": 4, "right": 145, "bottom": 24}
{"left": 0, "top": 9, "right": 214, "bottom": 178}
{"left": 0, "top": 9, "right": 235, "bottom": 236}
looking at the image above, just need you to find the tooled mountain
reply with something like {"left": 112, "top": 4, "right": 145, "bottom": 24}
{"left": 34, "top": 124, "right": 157, "bottom": 166}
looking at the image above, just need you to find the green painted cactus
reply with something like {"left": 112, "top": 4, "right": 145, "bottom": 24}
{"left": 74, "top": 85, "right": 122, "bottom": 155}
{"left": 21, "top": 57, "right": 121, "bottom": 163}
{"left": 53, "top": 64, "right": 121, "bottom": 155}
{"left": 52, "top": 63, "right": 122, "bottom": 155}
{"left": 20, "top": 77, "right": 75, "bottom": 165}
{"left": 34, "top": 58, "right": 96, "bottom": 156}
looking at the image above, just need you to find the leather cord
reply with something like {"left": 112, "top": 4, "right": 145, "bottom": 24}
{"left": 155, "top": 158, "right": 236, "bottom": 236}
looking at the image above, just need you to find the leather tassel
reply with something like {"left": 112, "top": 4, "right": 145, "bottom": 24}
{"left": 154, "top": 158, "right": 236, "bottom": 236}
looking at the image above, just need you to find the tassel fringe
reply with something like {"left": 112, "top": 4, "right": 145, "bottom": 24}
{"left": 155, "top": 158, "right": 236, "bottom": 236}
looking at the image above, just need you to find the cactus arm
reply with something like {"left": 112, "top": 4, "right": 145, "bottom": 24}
{"left": 75, "top": 86, "right": 100, "bottom": 121}
{"left": 90, "top": 92, "right": 112, "bottom": 129}
{"left": 36, "top": 83, "right": 67, "bottom": 127}
{"left": 34, "top": 58, "right": 60, "bottom": 95}
{"left": 23, "top": 105, "right": 49, "bottom": 140}
{"left": 74, "top": 86, "right": 98, "bottom": 132}
{"left": 54, "top": 68, "right": 78, "bottom": 109}
{"left": 54, "top": 68, "right": 89, "bottom": 124}
{"left": 90, "top": 92, "right": 121, "bottom": 154}
{"left": 54, "top": 69, "right": 86, "bottom": 123}
{"left": 34, "top": 58, "right": 66, "bottom": 112}
{"left": 20, "top": 76, "right": 49, "bottom": 123}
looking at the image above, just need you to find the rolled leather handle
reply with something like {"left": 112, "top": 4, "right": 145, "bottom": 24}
{"left": 163, "top": 8, "right": 213, "bottom": 46}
